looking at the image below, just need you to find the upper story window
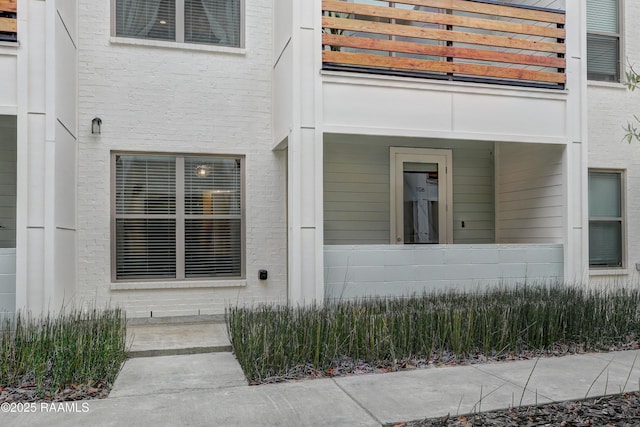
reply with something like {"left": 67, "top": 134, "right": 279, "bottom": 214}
{"left": 115, "top": 0, "right": 242, "bottom": 47}
{"left": 586, "top": 0, "right": 621, "bottom": 82}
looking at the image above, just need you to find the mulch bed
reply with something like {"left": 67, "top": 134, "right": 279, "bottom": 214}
{"left": 0, "top": 381, "right": 110, "bottom": 403}
{"left": 394, "top": 392, "right": 640, "bottom": 426}
{"left": 254, "top": 341, "right": 639, "bottom": 385}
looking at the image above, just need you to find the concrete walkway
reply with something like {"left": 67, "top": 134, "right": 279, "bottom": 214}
{"left": 4, "top": 322, "right": 640, "bottom": 426}
{"left": 127, "top": 321, "right": 231, "bottom": 357}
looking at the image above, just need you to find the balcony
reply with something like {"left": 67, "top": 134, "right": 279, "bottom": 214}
{"left": 0, "top": 0, "right": 16, "bottom": 43}
{"left": 322, "top": 0, "right": 566, "bottom": 89}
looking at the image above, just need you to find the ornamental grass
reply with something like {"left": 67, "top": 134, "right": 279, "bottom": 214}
{"left": 227, "top": 285, "right": 640, "bottom": 383}
{"left": 0, "top": 307, "right": 127, "bottom": 399}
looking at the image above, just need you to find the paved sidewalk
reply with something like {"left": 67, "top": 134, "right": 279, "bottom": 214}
{"left": 4, "top": 349, "right": 640, "bottom": 426}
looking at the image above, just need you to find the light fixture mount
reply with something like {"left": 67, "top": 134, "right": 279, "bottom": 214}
{"left": 91, "top": 117, "right": 102, "bottom": 135}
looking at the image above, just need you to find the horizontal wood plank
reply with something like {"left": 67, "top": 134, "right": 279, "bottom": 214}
{"left": 0, "top": 0, "right": 16, "bottom": 13}
{"left": 0, "top": 17, "right": 16, "bottom": 33}
{"left": 323, "top": 0, "right": 565, "bottom": 39}
{"left": 323, "top": 17, "right": 565, "bottom": 54}
{"left": 387, "top": 0, "right": 565, "bottom": 24}
{"left": 323, "top": 50, "right": 566, "bottom": 84}
{"left": 323, "top": 34, "right": 566, "bottom": 69}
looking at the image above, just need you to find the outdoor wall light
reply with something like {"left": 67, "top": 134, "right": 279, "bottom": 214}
{"left": 91, "top": 117, "right": 102, "bottom": 135}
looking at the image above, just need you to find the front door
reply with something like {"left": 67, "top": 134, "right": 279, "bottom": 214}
{"left": 391, "top": 148, "right": 452, "bottom": 244}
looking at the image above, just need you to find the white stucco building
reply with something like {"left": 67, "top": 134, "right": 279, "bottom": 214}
{"left": 0, "top": 0, "right": 636, "bottom": 319}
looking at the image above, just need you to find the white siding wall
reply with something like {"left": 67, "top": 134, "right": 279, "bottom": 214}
{"left": 495, "top": 142, "right": 564, "bottom": 243}
{"left": 324, "top": 134, "right": 494, "bottom": 244}
{"left": 0, "top": 117, "right": 16, "bottom": 248}
{"left": 587, "top": 0, "right": 640, "bottom": 285}
{"left": 77, "top": 1, "right": 287, "bottom": 317}
{"left": 325, "top": 244, "right": 564, "bottom": 299}
{"left": 0, "top": 249, "right": 15, "bottom": 320}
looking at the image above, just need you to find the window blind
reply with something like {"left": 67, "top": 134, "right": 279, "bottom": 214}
{"left": 589, "top": 222, "right": 622, "bottom": 267}
{"left": 588, "top": 171, "right": 623, "bottom": 268}
{"left": 184, "top": 157, "right": 242, "bottom": 277}
{"left": 588, "top": 172, "right": 620, "bottom": 218}
{"left": 586, "top": 0, "right": 620, "bottom": 81}
{"left": 587, "top": 35, "right": 619, "bottom": 81}
{"left": 114, "top": 154, "right": 243, "bottom": 281}
{"left": 116, "top": 219, "right": 177, "bottom": 279}
{"left": 115, "top": 155, "right": 177, "bottom": 279}
{"left": 586, "top": 0, "right": 619, "bottom": 33}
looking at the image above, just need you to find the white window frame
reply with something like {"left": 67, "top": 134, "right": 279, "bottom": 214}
{"left": 110, "top": 0, "right": 245, "bottom": 48}
{"left": 390, "top": 147, "right": 453, "bottom": 245}
{"left": 586, "top": 0, "right": 623, "bottom": 82}
{"left": 588, "top": 169, "right": 625, "bottom": 270}
{"left": 110, "top": 152, "right": 246, "bottom": 282}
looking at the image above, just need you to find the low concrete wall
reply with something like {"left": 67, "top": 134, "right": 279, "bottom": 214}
{"left": 325, "top": 244, "right": 564, "bottom": 300}
{"left": 0, "top": 248, "right": 15, "bottom": 320}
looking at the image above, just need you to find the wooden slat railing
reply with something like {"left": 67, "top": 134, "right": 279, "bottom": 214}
{"left": 322, "top": 0, "right": 566, "bottom": 87}
{"left": 0, "top": 0, "right": 17, "bottom": 42}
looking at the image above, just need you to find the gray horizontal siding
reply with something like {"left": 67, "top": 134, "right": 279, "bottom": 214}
{"left": 324, "top": 135, "right": 495, "bottom": 245}
{"left": 0, "top": 122, "right": 16, "bottom": 248}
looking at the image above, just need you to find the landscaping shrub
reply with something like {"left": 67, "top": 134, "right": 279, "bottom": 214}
{"left": 0, "top": 307, "right": 127, "bottom": 399}
{"left": 226, "top": 285, "right": 640, "bottom": 383}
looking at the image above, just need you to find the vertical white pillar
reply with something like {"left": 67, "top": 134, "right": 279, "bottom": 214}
{"left": 14, "top": 0, "right": 29, "bottom": 310}
{"left": 563, "top": 0, "right": 589, "bottom": 283}
{"left": 43, "top": 0, "right": 57, "bottom": 308}
{"left": 287, "top": 0, "right": 324, "bottom": 305}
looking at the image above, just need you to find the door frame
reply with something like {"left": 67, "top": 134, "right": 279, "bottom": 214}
{"left": 390, "top": 147, "right": 453, "bottom": 244}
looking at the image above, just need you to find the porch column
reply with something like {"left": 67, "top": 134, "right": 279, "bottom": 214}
{"left": 564, "top": 0, "right": 589, "bottom": 282}
{"left": 287, "top": 0, "right": 324, "bottom": 304}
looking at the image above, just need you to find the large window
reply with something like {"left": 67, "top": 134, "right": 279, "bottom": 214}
{"left": 588, "top": 170, "right": 624, "bottom": 268}
{"left": 114, "top": 0, "right": 242, "bottom": 47}
{"left": 586, "top": 0, "right": 621, "bottom": 82}
{"left": 113, "top": 154, "right": 244, "bottom": 281}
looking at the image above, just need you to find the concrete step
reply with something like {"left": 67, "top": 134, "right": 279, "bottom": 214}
{"left": 126, "top": 318, "right": 232, "bottom": 358}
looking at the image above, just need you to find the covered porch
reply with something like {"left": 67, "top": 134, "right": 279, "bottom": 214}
{"left": 323, "top": 133, "right": 566, "bottom": 299}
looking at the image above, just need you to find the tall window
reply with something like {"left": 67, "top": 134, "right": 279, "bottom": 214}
{"left": 113, "top": 154, "right": 243, "bottom": 281}
{"left": 114, "top": 0, "right": 242, "bottom": 47}
{"left": 588, "top": 170, "right": 624, "bottom": 268}
{"left": 586, "top": 0, "right": 621, "bottom": 82}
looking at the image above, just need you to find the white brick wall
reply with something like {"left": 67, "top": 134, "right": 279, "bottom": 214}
{"left": 587, "top": 1, "right": 640, "bottom": 285}
{"left": 77, "top": 1, "right": 287, "bottom": 317}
